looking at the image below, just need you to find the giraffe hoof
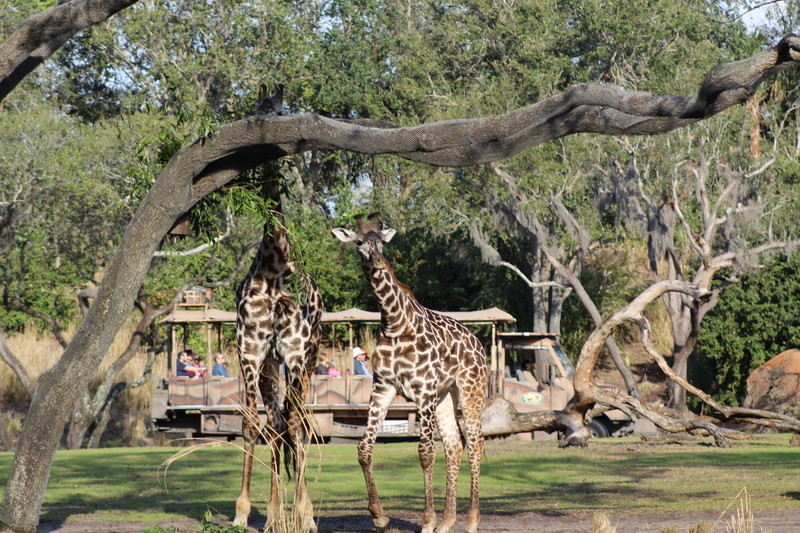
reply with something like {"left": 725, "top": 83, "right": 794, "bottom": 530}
{"left": 374, "top": 515, "right": 390, "bottom": 533}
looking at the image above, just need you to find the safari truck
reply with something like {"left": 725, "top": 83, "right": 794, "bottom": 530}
{"left": 493, "top": 331, "right": 633, "bottom": 438}
{"left": 149, "top": 294, "right": 632, "bottom": 440}
{"left": 150, "top": 304, "right": 518, "bottom": 440}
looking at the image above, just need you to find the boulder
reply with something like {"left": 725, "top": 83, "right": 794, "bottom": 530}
{"left": 743, "top": 349, "right": 800, "bottom": 428}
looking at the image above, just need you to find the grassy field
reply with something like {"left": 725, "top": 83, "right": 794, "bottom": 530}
{"left": 0, "top": 434, "right": 798, "bottom": 528}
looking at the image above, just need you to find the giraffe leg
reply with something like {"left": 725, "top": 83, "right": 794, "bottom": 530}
{"left": 358, "top": 382, "right": 396, "bottom": 533}
{"left": 234, "top": 360, "right": 261, "bottom": 527}
{"left": 258, "top": 361, "right": 286, "bottom": 533}
{"left": 417, "top": 397, "right": 438, "bottom": 533}
{"left": 285, "top": 363, "right": 316, "bottom": 533}
{"left": 434, "top": 392, "right": 463, "bottom": 533}
{"left": 459, "top": 380, "right": 485, "bottom": 533}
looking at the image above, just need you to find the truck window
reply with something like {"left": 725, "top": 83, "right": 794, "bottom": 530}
{"left": 553, "top": 343, "right": 575, "bottom": 377}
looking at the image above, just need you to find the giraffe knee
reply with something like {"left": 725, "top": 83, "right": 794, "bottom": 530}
{"left": 357, "top": 440, "right": 373, "bottom": 468}
{"left": 418, "top": 442, "right": 435, "bottom": 470}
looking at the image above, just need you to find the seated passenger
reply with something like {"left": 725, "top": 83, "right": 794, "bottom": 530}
{"left": 188, "top": 354, "right": 207, "bottom": 379}
{"left": 327, "top": 361, "right": 342, "bottom": 377}
{"left": 176, "top": 351, "right": 201, "bottom": 378}
{"left": 212, "top": 352, "right": 229, "bottom": 377}
{"left": 352, "top": 347, "right": 373, "bottom": 378}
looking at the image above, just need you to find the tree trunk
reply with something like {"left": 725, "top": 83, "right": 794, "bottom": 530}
{"left": 64, "top": 402, "right": 91, "bottom": 450}
{"left": 530, "top": 246, "right": 551, "bottom": 332}
{"left": 0, "top": 173, "right": 186, "bottom": 530}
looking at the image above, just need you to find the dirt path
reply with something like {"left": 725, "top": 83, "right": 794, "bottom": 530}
{"left": 39, "top": 508, "right": 800, "bottom": 532}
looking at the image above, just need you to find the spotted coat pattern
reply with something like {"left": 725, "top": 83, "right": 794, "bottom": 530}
{"left": 333, "top": 214, "right": 487, "bottom": 533}
{"left": 233, "top": 222, "right": 322, "bottom": 533}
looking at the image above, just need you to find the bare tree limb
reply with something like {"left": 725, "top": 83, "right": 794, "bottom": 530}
{"left": 76, "top": 289, "right": 98, "bottom": 317}
{"left": 466, "top": 221, "right": 566, "bottom": 289}
{"left": 637, "top": 316, "right": 800, "bottom": 430}
{"left": 5, "top": 303, "right": 68, "bottom": 349}
{"left": 153, "top": 209, "right": 234, "bottom": 258}
{"left": 488, "top": 165, "right": 640, "bottom": 396}
{"left": 0, "top": 331, "right": 34, "bottom": 397}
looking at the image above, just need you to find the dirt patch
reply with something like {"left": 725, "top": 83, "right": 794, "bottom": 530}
{"left": 38, "top": 508, "right": 800, "bottom": 533}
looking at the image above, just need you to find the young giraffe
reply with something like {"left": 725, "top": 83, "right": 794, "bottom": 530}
{"left": 333, "top": 213, "right": 487, "bottom": 533}
{"left": 234, "top": 204, "right": 322, "bottom": 532}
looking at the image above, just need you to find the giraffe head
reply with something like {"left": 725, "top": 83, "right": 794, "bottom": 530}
{"left": 332, "top": 213, "right": 396, "bottom": 269}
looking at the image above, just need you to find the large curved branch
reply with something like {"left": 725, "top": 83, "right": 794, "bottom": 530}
{"left": 571, "top": 280, "right": 704, "bottom": 409}
{"left": 181, "top": 35, "right": 800, "bottom": 182}
{"left": 0, "top": 0, "right": 140, "bottom": 102}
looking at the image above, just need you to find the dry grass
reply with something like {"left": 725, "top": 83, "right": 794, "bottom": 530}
{"left": 1, "top": 315, "right": 158, "bottom": 446}
{"left": 721, "top": 489, "right": 756, "bottom": 533}
{"left": 320, "top": 325, "right": 379, "bottom": 374}
{"left": 591, "top": 512, "right": 617, "bottom": 533}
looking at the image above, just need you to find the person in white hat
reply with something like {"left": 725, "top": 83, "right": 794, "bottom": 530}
{"left": 353, "top": 347, "right": 373, "bottom": 377}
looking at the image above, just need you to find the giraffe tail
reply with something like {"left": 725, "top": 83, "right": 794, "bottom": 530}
{"left": 281, "top": 428, "right": 297, "bottom": 480}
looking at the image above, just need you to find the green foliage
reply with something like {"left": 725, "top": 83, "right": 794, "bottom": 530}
{"left": 692, "top": 252, "right": 800, "bottom": 407}
{"left": 0, "top": 97, "right": 138, "bottom": 329}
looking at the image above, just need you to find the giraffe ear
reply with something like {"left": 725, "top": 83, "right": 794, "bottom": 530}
{"left": 332, "top": 228, "right": 357, "bottom": 242}
{"left": 381, "top": 228, "right": 396, "bottom": 243}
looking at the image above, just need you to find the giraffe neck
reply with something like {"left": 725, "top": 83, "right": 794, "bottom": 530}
{"left": 248, "top": 227, "right": 292, "bottom": 293}
{"left": 365, "top": 262, "right": 417, "bottom": 336}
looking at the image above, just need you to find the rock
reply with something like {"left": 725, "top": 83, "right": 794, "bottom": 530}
{"left": 743, "top": 349, "right": 800, "bottom": 429}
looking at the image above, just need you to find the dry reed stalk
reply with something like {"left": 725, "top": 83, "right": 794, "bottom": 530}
{"left": 723, "top": 488, "right": 754, "bottom": 533}
{"left": 591, "top": 512, "right": 617, "bottom": 533}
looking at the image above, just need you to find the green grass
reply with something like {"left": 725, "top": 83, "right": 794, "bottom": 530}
{"left": 0, "top": 434, "right": 798, "bottom": 527}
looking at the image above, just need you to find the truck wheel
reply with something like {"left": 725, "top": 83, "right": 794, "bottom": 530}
{"left": 587, "top": 419, "right": 610, "bottom": 438}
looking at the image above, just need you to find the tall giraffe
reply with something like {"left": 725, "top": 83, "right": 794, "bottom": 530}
{"left": 333, "top": 213, "right": 487, "bottom": 533}
{"left": 234, "top": 199, "right": 323, "bottom": 532}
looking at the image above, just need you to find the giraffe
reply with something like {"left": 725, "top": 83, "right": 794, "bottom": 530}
{"left": 333, "top": 213, "right": 487, "bottom": 533}
{"left": 234, "top": 199, "right": 323, "bottom": 533}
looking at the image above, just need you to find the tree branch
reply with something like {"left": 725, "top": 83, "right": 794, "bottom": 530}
{"left": 466, "top": 220, "right": 565, "bottom": 289}
{"left": 0, "top": 0, "right": 140, "bottom": 102}
{"left": 153, "top": 209, "right": 234, "bottom": 257}
{"left": 6, "top": 303, "right": 68, "bottom": 349}
{"left": 0, "top": 331, "right": 34, "bottom": 397}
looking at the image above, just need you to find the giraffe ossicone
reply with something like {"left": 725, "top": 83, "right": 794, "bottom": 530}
{"left": 333, "top": 213, "right": 487, "bottom": 533}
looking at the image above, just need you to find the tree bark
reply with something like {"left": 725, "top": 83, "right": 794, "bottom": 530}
{"left": 0, "top": 0, "right": 140, "bottom": 103}
{"left": 2, "top": 35, "right": 799, "bottom": 532}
